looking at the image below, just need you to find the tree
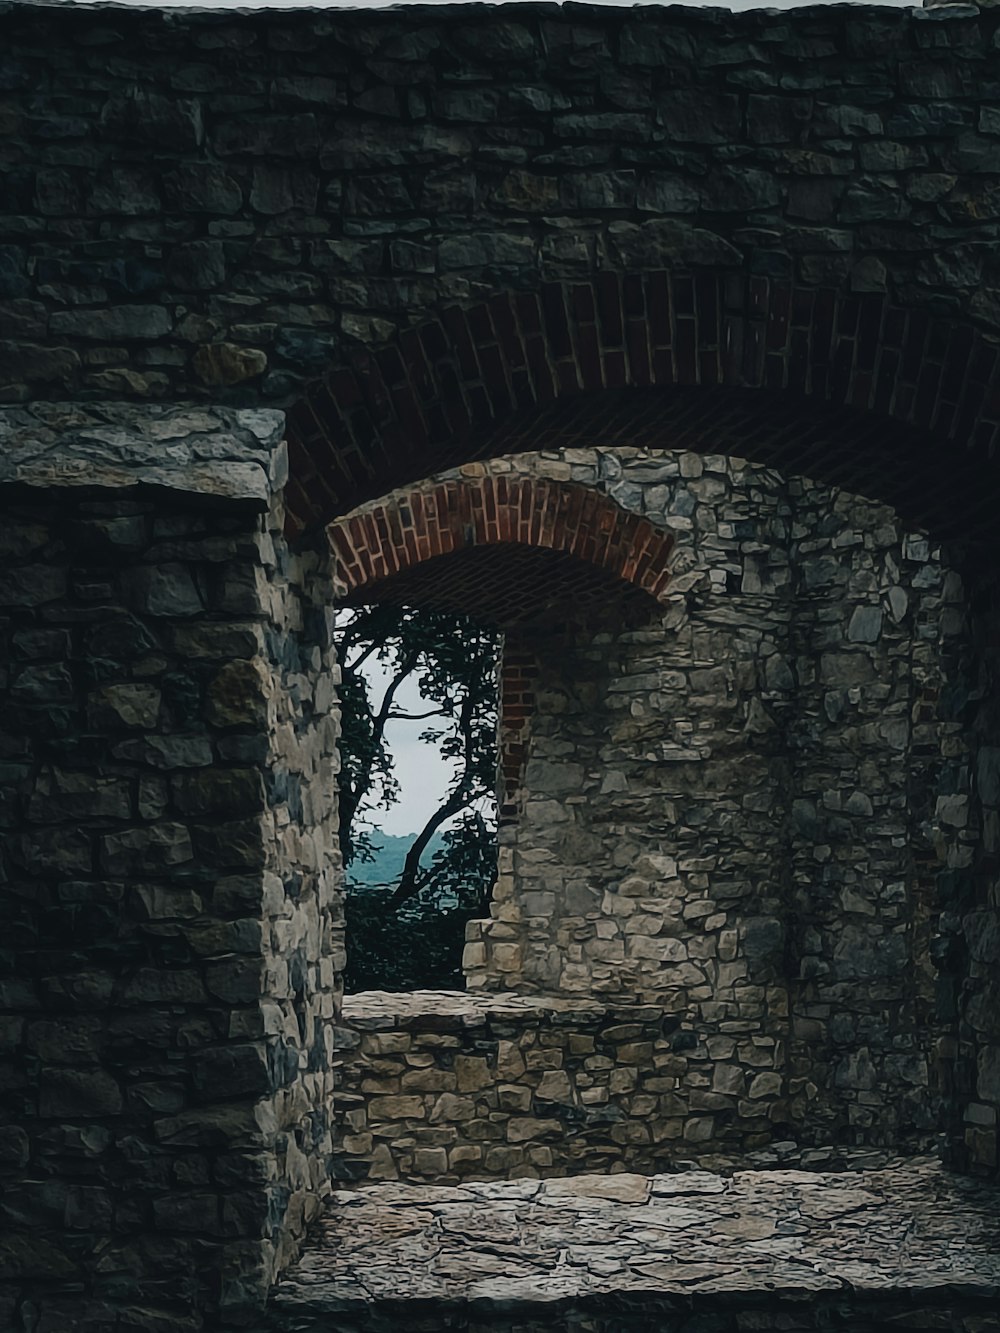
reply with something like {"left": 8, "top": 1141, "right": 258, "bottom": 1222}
{"left": 335, "top": 603, "right": 500, "bottom": 991}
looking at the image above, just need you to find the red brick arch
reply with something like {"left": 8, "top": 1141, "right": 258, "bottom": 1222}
{"left": 285, "top": 271, "right": 1000, "bottom": 542}
{"left": 329, "top": 474, "right": 675, "bottom": 626}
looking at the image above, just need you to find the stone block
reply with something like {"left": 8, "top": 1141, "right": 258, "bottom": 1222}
{"left": 40, "top": 1069, "right": 122, "bottom": 1117}
{"left": 429, "top": 1094, "right": 477, "bottom": 1123}
{"left": 498, "top": 1084, "right": 532, "bottom": 1112}
{"left": 193, "top": 343, "right": 268, "bottom": 387}
{"left": 192, "top": 1042, "right": 269, "bottom": 1099}
{"left": 49, "top": 305, "right": 173, "bottom": 340}
{"left": 121, "top": 563, "right": 203, "bottom": 617}
{"left": 627, "top": 936, "right": 687, "bottom": 962}
{"left": 366, "top": 1032, "right": 412, "bottom": 1055}
{"left": 682, "top": 1116, "right": 715, "bottom": 1143}
{"left": 163, "top": 164, "right": 243, "bottom": 214}
{"left": 401, "top": 1068, "right": 456, "bottom": 1093}
{"left": 152, "top": 1192, "right": 222, "bottom": 1236}
{"left": 484, "top": 1146, "right": 524, "bottom": 1172}
{"left": 102, "top": 823, "right": 193, "bottom": 875}
{"left": 192, "top": 817, "right": 267, "bottom": 870}
{"left": 748, "top": 1072, "right": 783, "bottom": 1100}
{"left": 454, "top": 1055, "right": 491, "bottom": 1091}
{"left": 87, "top": 683, "right": 161, "bottom": 730}
{"left": 114, "top": 735, "right": 214, "bottom": 769}
{"left": 368, "top": 1095, "right": 425, "bottom": 1120}
{"left": 27, "top": 769, "right": 131, "bottom": 822}
{"left": 507, "top": 1117, "right": 562, "bottom": 1143}
{"left": 413, "top": 1147, "right": 449, "bottom": 1175}
{"left": 449, "top": 1145, "right": 482, "bottom": 1168}
{"left": 11, "top": 662, "right": 73, "bottom": 701}
{"left": 977, "top": 1046, "right": 1000, "bottom": 1103}
{"left": 206, "top": 660, "right": 270, "bottom": 728}
{"left": 173, "top": 768, "right": 265, "bottom": 818}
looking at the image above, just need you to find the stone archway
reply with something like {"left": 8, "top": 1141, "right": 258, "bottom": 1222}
{"left": 284, "top": 275, "right": 1000, "bottom": 541}
{"left": 329, "top": 472, "right": 676, "bottom": 615}
{"left": 4, "top": 1, "right": 1000, "bottom": 1326}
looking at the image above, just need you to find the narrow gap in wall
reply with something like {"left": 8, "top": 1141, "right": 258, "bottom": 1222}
{"left": 335, "top": 603, "right": 500, "bottom": 992}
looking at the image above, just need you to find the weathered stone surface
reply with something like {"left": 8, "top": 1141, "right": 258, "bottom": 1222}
{"left": 0, "top": 473, "right": 342, "bottom": 1330}
{"left": 87, "top": 683, "right": 161, "bottom": 730}
{"left": 49, "top": 305, "right": 172, "bottom": 341}
{"left": 0, "top": 403, "right": 286, "bottom": 508}
{"left": 272, "top": 1159, "right": 1000, "bottom": 1325}
{"left": 101, "top": 822, "right": 194, "bottom": 875}
{"left": 3, "top": 3, "right": 1000, "bottom": 1328}
{"left": 193, "top": 343, "right": 269, "bottom": 387}
{"left": 2, "top": 2, "right": 1000, "bottom": 414}
{"left": 607, "top": 220, "right": 741, "bottom": 268}
{"left": 121, "top": 563, "right": 203, "bottom": 618}
{"left": 163, "top": 164, "right": 243, "bottom": 215}
{"left": 207, "top": 660, "right": 270, "bottom": 728}
{"left": 39, "top": 1069, "right": 123, "bottom": 1118}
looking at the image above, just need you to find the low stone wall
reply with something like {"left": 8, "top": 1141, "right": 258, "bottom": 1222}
{"left": 331, "top": 990, "right": 926, "bottom": 1186}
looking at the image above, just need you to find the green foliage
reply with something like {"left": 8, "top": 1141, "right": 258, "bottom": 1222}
{"left": 336, "top": 604, "right": 500, "bottom": 992}
{"left": 345, "top": 832, "right": 446, "bottom": 887}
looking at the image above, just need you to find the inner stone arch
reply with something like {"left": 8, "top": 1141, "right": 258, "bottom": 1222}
{"left": 329, "top": 471, "right": 678, "bottom": 991}
{"left": 328, "top": 471, "right": 676, "bottom": 625}
{"left": 331, "top": 440, "right": 985, "bottom": 1185}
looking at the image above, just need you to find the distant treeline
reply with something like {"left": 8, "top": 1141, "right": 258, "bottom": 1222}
{"left": 346, "top": 832, "right": 447, "bottom": 892}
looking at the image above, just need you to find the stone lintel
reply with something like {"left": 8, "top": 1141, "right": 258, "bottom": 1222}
{"left": 0, "top": 402, "right": 287, "bottom": 509}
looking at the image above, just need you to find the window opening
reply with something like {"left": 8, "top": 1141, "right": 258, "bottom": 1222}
{"left": 336, "top": 602, "right": 500, "bottom": 992}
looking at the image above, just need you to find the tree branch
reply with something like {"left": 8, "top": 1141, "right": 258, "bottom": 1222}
{"left": 339, "top": 648, "right": 419, "bottom": 835}
{"left": 388, "top": 693, "right": 478, "bottom": 910}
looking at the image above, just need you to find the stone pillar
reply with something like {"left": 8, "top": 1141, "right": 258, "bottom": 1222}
{"left": 937, "top": 562, "right": 1000, "bottom": 1179}
{"left": 0, "top": 406, "right": 343, "bottom": 1329}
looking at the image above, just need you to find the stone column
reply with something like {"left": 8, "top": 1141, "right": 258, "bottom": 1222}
{"left": 938, "top": 563, "right": 1000, "bottom": 1180}
{"left": 463, "top": 631, "right": 537, "bottom": 991}
{"left": 0, "top": 406, "right": 343, "bottom": 1330}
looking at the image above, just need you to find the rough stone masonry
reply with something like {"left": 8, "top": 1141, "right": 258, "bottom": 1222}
{"left": 1, "top": 2, "right": 1000, "bottom": 1331}
{"left": 329, "top": 446, "right": 987, "bottom": 1186}
{"left": 0, "top": 404, "right": 344, "bottom": 1327}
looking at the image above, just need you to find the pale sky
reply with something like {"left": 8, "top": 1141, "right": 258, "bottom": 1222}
{"left": 357, "top": 656, "right": 460, "bottom": 840}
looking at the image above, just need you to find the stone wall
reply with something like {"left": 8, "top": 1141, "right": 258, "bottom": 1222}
{"left": 3, "top": 1, "right": 1000, "bottom": 410}
{"left": 333, "top": 991, "right": 828, "bottom": 1187}
{"left": 416, "top": 448, "right": 969, "bottom": 1152}
{"left": 0, "top": 405, "right": 342, "bottom": 1329}
{"left": 946, "top": 563, "right": 1000, "bottom": 1179}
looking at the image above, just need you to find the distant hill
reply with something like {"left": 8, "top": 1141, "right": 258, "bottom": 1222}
{"left": 347, "top": 831, "right": 447, "bottom": 892}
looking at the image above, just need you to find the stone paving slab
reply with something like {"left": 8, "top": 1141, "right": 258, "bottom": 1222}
{"left": 268, "top": 1158, "right": 1000, "bottom": 1329}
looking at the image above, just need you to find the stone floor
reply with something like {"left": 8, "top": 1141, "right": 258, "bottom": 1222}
{"left": 266, "top": 1157, "right": 1000, "bottom": 1332}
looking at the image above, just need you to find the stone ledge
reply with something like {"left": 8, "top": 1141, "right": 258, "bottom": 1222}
{"left": 342, "top": 988, "right": 612, "bottom": 1031}
{"left": 267, "top": 1158, "right": 1000, "bottom": 1329}
{"left": 0, "top": 402, "right": 287, "bottom": 508}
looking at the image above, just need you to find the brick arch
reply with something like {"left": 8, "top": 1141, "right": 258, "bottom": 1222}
{"left": 329, "top": 474, "right": 675, "bottom": 626}
{"left": 285, "top": 272, "right": 1000, "bottom": 543}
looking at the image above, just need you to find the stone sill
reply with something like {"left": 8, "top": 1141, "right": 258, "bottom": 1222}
{"left": 341, "top": 987, "right": 637, "bottom": 1030}
{"left": 0, "top": 402, "right": 287, "bottom": 508}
